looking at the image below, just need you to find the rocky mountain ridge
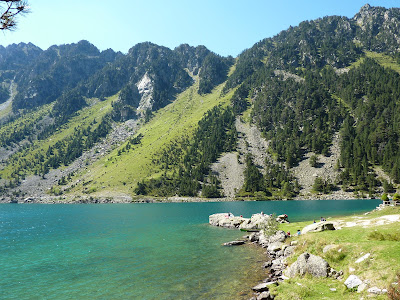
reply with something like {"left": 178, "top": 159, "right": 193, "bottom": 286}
{"left": 0, "top": 4, "right": 400, "bottom": 201}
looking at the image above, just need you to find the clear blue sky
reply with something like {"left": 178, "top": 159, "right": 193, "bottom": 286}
{"left": 0, "top": 0, "right": 399, "bottom": 56}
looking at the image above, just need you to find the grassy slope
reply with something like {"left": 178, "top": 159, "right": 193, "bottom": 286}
{"left": 0, "top": 97, "right": 114, "bottom": 179}
{"left": 350, "top": 51, "right": 400, "bottom": 74}
{"left": 70, "top": 81, "right": 235, "bottom": 197}
{"left": 270, "top": 206, "right": 400, "bottom": 299}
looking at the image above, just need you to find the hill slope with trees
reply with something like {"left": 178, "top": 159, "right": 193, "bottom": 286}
{"left": 1, "top": 4, "right": 400, "bottom": 202}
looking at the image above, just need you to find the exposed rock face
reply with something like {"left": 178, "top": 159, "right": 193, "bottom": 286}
{"left": 285, "top": 252, "right": 330, "bottom": 278}
{"left": 301, "top": 221, "right": 337, "bottom": 234}
{"left": 136, "top": 72, "right": 154, "bottom": 113}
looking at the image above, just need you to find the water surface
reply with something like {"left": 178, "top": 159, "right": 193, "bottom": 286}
{"left": 0, "top": 200, "right": 380, "bottom": 299}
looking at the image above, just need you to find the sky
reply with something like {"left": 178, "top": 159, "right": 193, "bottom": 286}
{"left": 0, "top": 0, "right": 399, "bottom": 57}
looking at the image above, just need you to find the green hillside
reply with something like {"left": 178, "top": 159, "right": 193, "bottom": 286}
{"left": 66, "top": 81, "right": 235, "bottom": 198}
{"left": 1, "top": 4, "right": 400, "bottom": 201}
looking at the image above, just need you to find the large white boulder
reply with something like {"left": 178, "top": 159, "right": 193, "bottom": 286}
{"left": 209, "top": 213, "right": 245, "bottom": 228}
{"left": 301, "top": 221, "right": 337, "bottom": 234}
{"left": 285, "top": 252, "right": 330, "bottom": 278}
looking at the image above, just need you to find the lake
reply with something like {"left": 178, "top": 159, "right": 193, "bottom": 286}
{"left": 0, "top": 199, "right": 381, "bottom": 299}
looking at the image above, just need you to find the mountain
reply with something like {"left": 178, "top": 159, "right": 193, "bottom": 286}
{"left": 0, "top": 4, "right": 400, "bottom": 202}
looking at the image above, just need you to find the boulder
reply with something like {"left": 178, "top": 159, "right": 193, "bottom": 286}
{"left": 355, "top": 253, "right": 370, "bottom": 264}
{"left": 301, "top": 221, "right": 337, "bottom": 234}
{"left": 252, "top": 282, "right": 270, "bottom": 292}
{"left": 267, "top": 242, "right": 284, "bottom": 253}
{"left": 239, "top": 213, "right": 271, "bottom": 230}
{"left": 268, "top": 230, "right": 287, "bottom": 243}
{"left": 285, "top": 252, "right": 330, "bottom": 278}
{"left": 209, "top": 213, "right": 245, "bottom": 228}
{"left": 276, "top": 214, "right": 289, "bottom": 223}
{"left": 323, "top": 244, "right": 336, "bottom": 253}
{"left": 222, "top": 240, "right": 245, "bottom": 246}
{"left": 263, "top": 261, "right": 273, "bottom": 269}
{"left": 283, "top": 246, "right": 296, "bottom": 257}
{"left": 249, "top": 232, "right": 260, "bottom": 242}
{"left": 344, "top": 275, "right": 363, "bottom": 289}
{"left": 257, "top": 291, "right": 273, "bottom": 300}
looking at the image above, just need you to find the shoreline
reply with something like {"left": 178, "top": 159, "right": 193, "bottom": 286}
{"left": 0, "top": 194, "right": 379, "bottom": 204}
{"left": 214, "top": 204, "right": 398, "bottom": 299}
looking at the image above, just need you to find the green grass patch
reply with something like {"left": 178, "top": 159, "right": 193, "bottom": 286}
{"left": 365, "top": 51, "right": 400, "bottom": 74}
{"left": 349, "top": 51, "right": 400, "bottom": 74}
{"left": 272, "top": 206, "right": 400, "bottom": 299}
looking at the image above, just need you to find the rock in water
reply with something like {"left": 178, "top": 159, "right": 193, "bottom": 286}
{"left": 285, "top": 252, "right": 330, "bottom": 278}
{"left": 252, "top": 282, "right": 270, "bottom": 293}
{"left": 301, "top": 221, "right": 337, "bottom": 234}
{"left": 209, "top": 213, "right": 245, "bottom": 228}
{"left": 222, "top": 240, "right": 245, "bottom": 246}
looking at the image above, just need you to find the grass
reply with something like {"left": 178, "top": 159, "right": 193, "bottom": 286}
{"left": 349, "top": 51, "right": 400, "bottom": 74}
{"left": 69, "top": 81, "right": 236, "bottom": 197}
{"left": 270, "top": 206, "right": 400, "bottom": 299}
{"left": 365, "top": 51, "right": 400, "bottom": 74}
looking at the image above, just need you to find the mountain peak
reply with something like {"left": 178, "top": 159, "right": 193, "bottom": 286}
{"left": 360, "top": 3, "right": 372, "bottom": 11}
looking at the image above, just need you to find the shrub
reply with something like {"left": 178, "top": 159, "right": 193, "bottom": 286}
{"left": 393, "top": 193, "right": 400, "bottom": 201}
{"left": 388, "top": 272, "right": 400, "bottom": 300}
{"left": 260, "top": 213, "right": 280, "bottom": 236}
{"left": 310, "top": 154, "right": 318, "bottom": 167}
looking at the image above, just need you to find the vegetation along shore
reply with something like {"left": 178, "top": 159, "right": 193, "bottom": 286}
{"left": 210, "top": 204, "right": 400, "bottom": 299}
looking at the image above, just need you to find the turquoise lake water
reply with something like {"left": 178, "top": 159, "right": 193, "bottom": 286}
{"left": 0, "top": 200, "right": 381, "bottom": 299}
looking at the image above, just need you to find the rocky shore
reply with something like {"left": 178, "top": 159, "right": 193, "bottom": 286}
{"left": 209, "top": 209, "right": 394, "bottom": 299}
{"left": 209, "top": 213, "right": 339, "bottom": 299}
